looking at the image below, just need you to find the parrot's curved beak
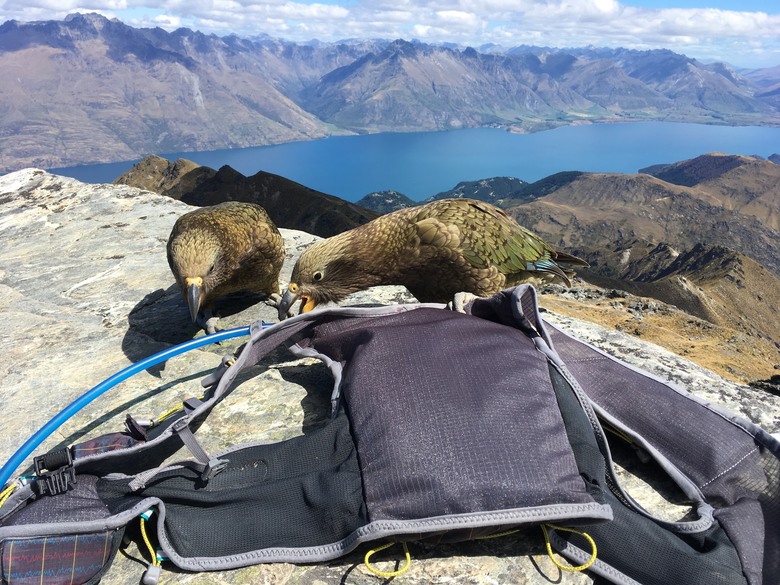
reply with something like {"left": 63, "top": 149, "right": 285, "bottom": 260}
{"left": 277, "top": 286, "right": 298, "bottom": 321}
{"left": 185, "top": 277, "right": 204, "bottom": 323}
{"left": 278, "top": 284, "right": 319, "bottom": 320}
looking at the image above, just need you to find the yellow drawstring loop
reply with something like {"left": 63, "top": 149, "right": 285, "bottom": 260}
{"left": 0, "top": 482, "right": 17, "bottom": 508}
{"left": 155, "top": 391, "right": 211, "bottom": 425}
{"left": 154, "top": 403, "right": 184, "bottom": 425}
{"left": 541, "top": 523, "right": 597, "bottom": 572}
{"left": 140, "top": 510, "right": 160, "bottom": 567}
{"left": 363, "top": 541, "right": 412, "bottom": 579}
{"left": 474, "top": 528, "right": 520, "bottom": 540}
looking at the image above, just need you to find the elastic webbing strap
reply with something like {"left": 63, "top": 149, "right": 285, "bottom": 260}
{"left": 210, "top": 318, "right": 315, "bottom": 404}
{"left": 127, "top": 319, "right": 317, "bottom": 492}
{"left": 172, "top": 420, "right": 227, "bottom": 481}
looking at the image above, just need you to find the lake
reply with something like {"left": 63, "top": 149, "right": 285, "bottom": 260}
{"left": 50, "top": 122, "right": 780, "bottom": 202}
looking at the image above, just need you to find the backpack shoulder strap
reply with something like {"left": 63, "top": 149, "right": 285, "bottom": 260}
{"left": 463, "top": 285, "right": 778, "bottom": 585}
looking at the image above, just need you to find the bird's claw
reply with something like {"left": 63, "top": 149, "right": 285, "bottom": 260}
{"left": 264, "top": 293, "right": 294, "bottom": 319}
{"left": 196, "top": 309, "right": 222, "bottom": 335}
{"left": 448, "top": 292, "right": 479, "bottom": 314}
{"left": 203, "top": 317, "right": 222, "bottom": 335}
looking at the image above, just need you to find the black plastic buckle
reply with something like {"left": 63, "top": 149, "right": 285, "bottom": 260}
{"left": 34, "top": 448, "right": 76, "bottom": 496}
{"left": 201, "top": 458, "right": 228, "bottom": 481}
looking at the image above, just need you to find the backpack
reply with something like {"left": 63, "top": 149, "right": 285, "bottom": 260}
{"left": 0, "top": 284, "right": 777, "bottom": 585}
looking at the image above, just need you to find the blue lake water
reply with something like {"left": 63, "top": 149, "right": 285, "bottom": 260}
{"left": 50, "top": 122, "right": 780, "bottom": 202}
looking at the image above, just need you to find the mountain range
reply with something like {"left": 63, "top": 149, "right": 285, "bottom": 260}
{"left": 1, "top": 12, "right": 779, "bottom": 172}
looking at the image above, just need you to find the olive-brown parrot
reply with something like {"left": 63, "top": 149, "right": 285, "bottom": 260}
{"left": 278, "top": 198, "right": 587, "bottom": 318}
{"left": 167, "top": 201, "right": 284, "bottom": 333}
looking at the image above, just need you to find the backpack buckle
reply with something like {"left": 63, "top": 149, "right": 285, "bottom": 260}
{"left": 33, "top": 447, "right": 76, "bottom": 496}
{"left": 201, "top": 458, "right": 228, "bottom": 481}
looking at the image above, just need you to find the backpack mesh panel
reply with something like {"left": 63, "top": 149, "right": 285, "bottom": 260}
{"left": 5, "top": 476, "right": 111, "bottom": 525}
{"left": 571, "top": 504, "right": 748, "bottom": 585}
{"left": 98, "top": 411, "right": 366, "bottom": 557}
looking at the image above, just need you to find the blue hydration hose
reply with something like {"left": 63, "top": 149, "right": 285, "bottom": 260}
{"left": 0, "top": 325, "right": 257, "bottom": 489}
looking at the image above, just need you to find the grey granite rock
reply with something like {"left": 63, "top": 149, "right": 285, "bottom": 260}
{"left": 0, "top": 169, "right": 776, "bottom": 584}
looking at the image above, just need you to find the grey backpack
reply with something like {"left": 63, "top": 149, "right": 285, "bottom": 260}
{"left": 0, "top": 285, "right": 777, "bottom": 585}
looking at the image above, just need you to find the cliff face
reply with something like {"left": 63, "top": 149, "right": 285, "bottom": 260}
{"left": 0, "top": 168, "right": 778, "bottom": 584}
{"left": 114, "top": 154, "right": 379, "bottom": 237}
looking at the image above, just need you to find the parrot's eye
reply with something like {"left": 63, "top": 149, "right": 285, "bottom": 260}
{"left": 289, "top": 283, "right": 299, "bottom": 293}
{"left": 313, "top": 271, "right": 323, "bottom": 281}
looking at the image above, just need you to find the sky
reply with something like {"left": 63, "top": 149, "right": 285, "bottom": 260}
{"left": 4, "top": 1, "right": 779, "bottom": 68}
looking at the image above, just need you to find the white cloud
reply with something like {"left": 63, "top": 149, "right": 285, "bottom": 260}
{"left": 150, "top": 13, "right": 180, "bottom": 27}
{"left": 434, "top": 10, "right": 481, "bottom": 27}
{"left": 273, "top": 2, "right": 350, "bottom": 20}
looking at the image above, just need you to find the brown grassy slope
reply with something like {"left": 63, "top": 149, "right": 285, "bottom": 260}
{"left": 539, "top": 285, "right": 779, "bottom": 385}
{"left": 507, "top": 171, "right": 780, "bottom": 281}
{"left": 503, "top": 160, "right": 780, "bottom": 383}
{"left": 646, "top": 153, "right": 780, "bottom": 230}
{"left": 113, "top": 155, "right": 212, "bottom": 200}
{"left": 576, "top": 244, "right": 780, "bottom": 342}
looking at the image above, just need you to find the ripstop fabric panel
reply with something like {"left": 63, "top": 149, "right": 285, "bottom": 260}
{"left": 0, "top": 531, "right": 119, "bottom": 585}
{"left": 298, "top": 308, "right": 603, "bottom": 522}
{"left": 543, "top": 323, "right": 755, "bottom": 488}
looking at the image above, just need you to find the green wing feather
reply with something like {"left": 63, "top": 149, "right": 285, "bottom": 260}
{"left": 410, "top": 198, "right": 577, "bottom": 284}
{"left": 443, "top": 200, "right": 554, "bottom": 272}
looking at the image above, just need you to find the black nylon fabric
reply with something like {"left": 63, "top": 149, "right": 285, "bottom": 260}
{"left": 98, "top": 410, "right": 366, "bottom": 556}
{"left": 298, "top": 308, "right": 605, "bottom": 523}
{"left": 570, "top": 501, "right": 748, "bottom": 585}
{"left": 545, "top": 322, "right": 777, "bottom": 585}
{"left": 546, "top": 359, "right": 748, "bottom": 585}
{"left": 5, "top": 476, "right": 112, "bottom": 526}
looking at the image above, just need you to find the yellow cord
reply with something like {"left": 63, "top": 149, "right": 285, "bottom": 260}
{"left": 541, "top": 524, "right": 597, "bottom": 572}
{"left": 364, "top": 541, "right": 412, "bottom": 579}
{"left": 156, "top": 393, "right": 208, "bottom": 424}
{"left": 601, "top": 420, "right": 635, "bottom": 445}
{"left": 140, "top": 516, "right": 160, "bottom": 566}
{"left": 154, "top": 357, "right": 234, "bottom": 425}
{"left": 0, "top": 483, "right": 17, "bottom": 508}
{"left": 154, "top": 404, "right": 182, "bottom": 425}
{"left": 474, "top": 529, "right": 519, "bottom": 540}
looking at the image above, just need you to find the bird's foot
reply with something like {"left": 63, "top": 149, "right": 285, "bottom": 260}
{"left": 196, "top": 309, "right": 222, "bottom": 335}
{"left": 447, "top": 292, "right": 480, "bottom": 314}
{"left": 264, "top": 292, "right": 281, "bottom": 308}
